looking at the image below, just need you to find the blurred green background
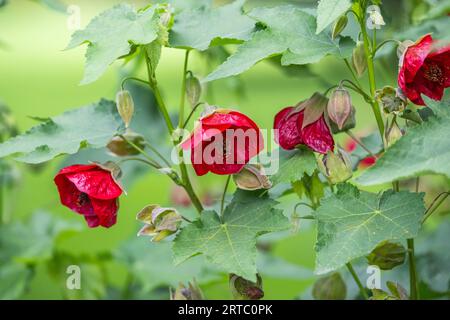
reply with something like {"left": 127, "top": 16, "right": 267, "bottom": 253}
{"left": 0, "top": 0, "right": 448, "bottom": 300}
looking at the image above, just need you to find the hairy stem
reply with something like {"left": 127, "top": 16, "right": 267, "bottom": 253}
{"left": 346, "top": 262, "right": 369, "bottom": 300}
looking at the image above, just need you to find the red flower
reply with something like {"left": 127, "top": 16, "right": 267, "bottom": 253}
{"left": 398, "top": 34, "right": 450, "bottom": 105}
{"left": 182, "top": 109, "right": 264, "bottom": 176}
{"left": 54, "top": 164, "right": 123, "bottom": 228}
{"left": 274, "top": 94, "right": 334, "bottom": 154}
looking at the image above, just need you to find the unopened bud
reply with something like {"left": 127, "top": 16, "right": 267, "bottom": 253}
{"left": 107, "top": 132, "right": 145, "bottom": 157}
{"left": 229, "top": 274, "right": 264, "bottom": 300}
{"left": 136, "top": 205, "right": 183, "bottom": 242}
{"left": 332, "top": 15, "right": 348, "bottom": 40}
{"left": 327, "top": 86, "right": 353, "bottom": 130}
{"left": 352, "top": 41, "right": 367, "bottom": 77}
{"left": 312, "top": 272, "right": 346, "bottom": 300}
{"left": 368, "top": 9, "right": 385, "bottom": 29}
{"left": 116, "top": 90, "right": 135, "bottom": 128}
{"left": 233, "top": 164, "right": 272, "bottom": 191}
{"left": 317, "top": 149, "right": 353, "bottom": 185}
{"left": 376, "top": 86, "right": 407, "bottom": 114}
{"left": 386, "top": 281, "right": 409, "bottom": 300}
{"left": 329, "top": 105, "right": 356, "bottom": 134}
{"left": 171, "top": 279, "right": 204, "bottom": 300}
{"left": 384, "top": 118, "right": 403, "bottom": 148}
{"left": 367, "top": 241, "right": 406, "bottom": 270}
{"left": 186, "top": 73, "right": 202, "bottom": 108}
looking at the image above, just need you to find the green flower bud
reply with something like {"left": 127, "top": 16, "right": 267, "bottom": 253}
{"left": 386, "top": 281, "right": 409, "bottom": 300}
{"left": 367, "top": 241, "right": 406, "bottom": 270}
{"left": 136, "top": 205, "right": 183, "bottom": 242}
{"left": 171, "top": 279, "right": 204, "bottom": 300}
{"left": 312, "top": 272, "right": 346, "bottom": 300}
{"left": 376, "top": 86, "right": 408, "bottom": 114}
{"left": 317, "top": 149, "right": 353, "bottom": 185}
{"left": 327, "top": 86, "right": 353, "bottom": 130}
{"left": 352, "top": 41, "right": 367, "bottom": 77}
{"left": 329, "top": 105, "right": 356, "bottom": 134}
{"left": 233, "top": 164, "right": 272, "bottom": 191}
{"left": 186, "top": 73, "right": 202, "bottom": 108}
{"left": 107, "top": 132, "right": 145, "bottom": 157}
{"left": 116, "top": 90, "right": 135, "bottom": 128}
{"left": 331, "top": 15, "right": 348, "bottom": 40}
{"left": 229, "top": 274, "right": 264, "bottom": 300}
{"left": 384, "top": 117, "right": 403, "bottom": 148}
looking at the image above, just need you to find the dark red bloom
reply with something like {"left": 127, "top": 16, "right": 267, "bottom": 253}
{"left": 274, "top": 95, "right": 334, "bottom": 154}
{"left": 54, "top": 164, "right": 123, "bottom": 228}
{"left": 398, "top": 34, "right": 450, "bottom": 105}
{"left": 182, "top": 109, "right": 264, "bottom": 176}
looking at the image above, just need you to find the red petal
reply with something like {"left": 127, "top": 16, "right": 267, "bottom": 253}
{"left": 54, "top": 174, "right": 94, "bottom": 216}
{"left": 274, "top": 107, "right": 303, "bottom": 150}
{"left": 301, "top": 115, "right": 334, "bottom": 154}
{"left": 56, "top": 164, "right": 98, "bottom": 175}
{"left": 65, "top": 169, "right": 122, "bottom": 200}
{"left": 90, "top": 198, "right": 118, "bottom": 228}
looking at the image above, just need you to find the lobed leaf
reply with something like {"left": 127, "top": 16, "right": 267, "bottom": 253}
{"left": 271, "top": 148, "right": 317, "bottom": 186}
{"left": 316, "top": 0, "right": 352, "bottom": 34}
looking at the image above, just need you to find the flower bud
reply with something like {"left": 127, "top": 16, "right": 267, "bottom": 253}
{"left": 352, "top": 41, "right": 367, "bottom": 77}
{"left": 106, "top": 132, "right": 145, "bottom": 157}
{"left": 229, "top": 274, "right": 264, "bottom": 300}
{"left": 186, "top": 73, "right": 202, "bottom": 108}
{"left": 171, "top": 280, "right": 204, "bottom": 300}
{"left": 386, "top": 281, "right": 409, "bottom": 300}
{"left": 327, "top": 86, "right": 353, "bottom": 130}
{"left": 136, "top": 205, "right": 183, "bottom": 242}
{"left": 367, "top": 241, "right": 406, "bottom": 270}
{"left": 233, "top": 164, "right": 272, "bottom": 191}
{"left": 376, "top": 86, "right": 407, "bottom": 114}
{"left": 317, "top": 149, "right": 353, "bottom": 185}
{"left": 312, "top": 272, "right": 346, "bottom": 300}
{"left": 384, "top": 118, "right": 403, "bottom": 148}
{"left": 329, "top": 105, "right": 356, "bottom": 134}
{"left": 116, "top": 90, "right": 135, "bottom": 128}
{"left": 331, "top": 15, "right": 348, "bottom": 40}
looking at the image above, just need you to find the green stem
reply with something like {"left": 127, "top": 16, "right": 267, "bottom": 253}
{"left": 119, "top": 135, "right": 162, "bottom": 169}
{"left": 143, "top": 141, "right": 172, "bottom": 168}
{"left": 117, "top": 157, "right": 159, "bottom": 168}
{"left": 373, "top": 39, "right": 401, "bottom": 57}
{"left": 179, "top": 163, "right": 204, "bottom": 214}
{"left": 346, "top": 262, "right": 369, "bottom": 300}
{"left": 220, "top": 175, "right": 231, "bottom": 217}
{"left": 183, "top": 102, "right": 204, "bottom": 129}
{"left": 346, "top": 131, "right": 376, "bottom": 158}
{"left": 407, "top": 239, "right": 419, "bottom": 300}
{"left": 0, "top": 167, "right": 3, "bottom": 226}
{"left": 120, "top": 77, "right": 150, "bottom": 90}
{"left": 178, "top": 50, "right": 190, "bottom": 128}
{"left": 344, "top": 58, "right": 364, "bottom": 90}
{"left": 422, "top": 192, "right": 450, "bottom": 223}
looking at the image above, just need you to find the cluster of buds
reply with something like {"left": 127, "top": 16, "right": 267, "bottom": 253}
{"left": 317, "top": 149, "right": 353, "bottom": 185}
{"left": 229, "top": 274, "right": 264, "bottom": 300}
{"left": 136, "top": 205, "right": 183, "bottom": 242}
{"left": 233, "top": 164, "right": 272, "bottom": 191}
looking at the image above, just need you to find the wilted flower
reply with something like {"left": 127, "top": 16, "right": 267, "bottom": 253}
{"left": 312, "top": 272, "right": 347, "bottom": 300}
{"left": 274, "top": 92, "right": 334, "bottom": 154}
{"left": 136, "top": 205, "right": 183, "bottom": 242}
{"left": 106, "top": 132, "right": 145, "bottom": 157}
{"left": 317, "top": 149, "right": 353, "bottom": 184}
{"left": 229, "top": 274, "right": 264, "bottom": 300}
{"left": 327, "top": 86, "right": 353, "bottom": 130}
{"left": 171, "top": 280, "right": 204, "bottom": 300}
{"left": 398, "top": 34, "right": 450, "bottom": 105}
{"left": 182, "top": 109, "right": 264, "bottom": 176}
{"left": 376, "top": 86, "right": 408, "bottom": 114}
{"left": 367, "top": 241, "right": 406, "bottom": 270}
{"left": 54, "top": 163, "right": 123, "bottom": 228}
{"left": 233, "top": 164, "right": 272, "bottom": 191}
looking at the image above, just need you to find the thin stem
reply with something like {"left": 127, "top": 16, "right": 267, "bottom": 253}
{"left": 120, "top": 77, "right": 150, "bottom": 90}
{"left": 422, "top": 192, "right": 450, "bottom": 223}
{"left": 344, "top": 58, "right": 364, "bottom": 90}
{"left": 407, "top": 239, "right": 419, "bottom": 300}
{"left": 178, "top": 50, "right": 190, "bottom": 128}
{"left": 345, "top": 131, "right": 376, "bottom": 158}
{"left": 415, "top": 177, "right": 420, "bottom": 193}
{"left": 143, "top": 141, "right": 172, "bottom": 168}
{"left": 346, "top": 263, "right": 369, "bottom": 300}
{"left": 220, "top": 175, "right": 232, "bottom": 217}
{"left": 117, "top": 157, "right": 159, "bottom": 168}
{"left": 119, "top": 135, "right": 161, "bottom": 169}
{"left": 179, "top": 163, "right": 204, "bottom": 214}
{"left": 373, "top": 39, "right": 401, "bottom": 57}
{"left": 183, "top": 102, "right": 205, "bottom": 129}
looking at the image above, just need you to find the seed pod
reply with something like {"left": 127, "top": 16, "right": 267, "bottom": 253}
{"left": 233, "top": 164, "right": 272, "bottom": 191}
{"left": 229, "top": 274, "right": 264, "bottom": 300}
{"left": 106, "top": 132, "right": 145, "bottom": 157}
{"left": 317, "top": 149, "right": 353, "bottom": 185}
{"left": 384, "top": 118, "right": 403, "bottom": 148}
{"left": 376, "top": 86, "right": 407, "bottom": 114}
{"left": 171, "top": 280, "right": 204, "bottom": 300}
{"left": 367, "top": 241, "right": 406, "bottom": 270}
{"left": 327, "top": 86, "right": 353, "bottom": 130}
{"left": 136, "top": 205, "right": 183, "bottom": 242}
{"left": 331, "top": 15, "right": 348, "bottom": 40}
{"left": 116, "top": 90, "right": 135, "bottom": 128}
{"left": 185, "top": 73, "right": 202, "bottom": 108}
{"left": 352, "top": 41, "right": 367, "bottom": 77}
{"left": 329, "top": 105, "right": 356, "bottom": 134}
{"left": 312, "top": 272, "right": 346, "bottom": 300}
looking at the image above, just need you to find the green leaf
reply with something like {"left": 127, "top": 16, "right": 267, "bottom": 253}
{"left": 271, "top": 148, "right": 317, "bottom": 186}
{"left": 0, "top": 99, "right": 122, "bottom": 164}
{"left": 169, "top": 0, "right": 255, "bottom": 51}
{"left": 66, "top": 4, "right": 160, "bottom": 84}
{"left": 316, "top": 0, "right": 352, "bottom": 34}
{"left": 173, "top": 190, "right": 290, "bottom": 281}
{"left": 315, "top": 184, "right": 425, "bottom": 274}
{"left": 0, "top": 263, "right": 32, "bottom": 300}
{"left": 204, "top": 5, "right": 352, "bottom": 82}
{"left": 357, "top": 96, "right": 450, "bottom": 186}
{"left": 32, "top": 0, "right": 67, "bottom": 12}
